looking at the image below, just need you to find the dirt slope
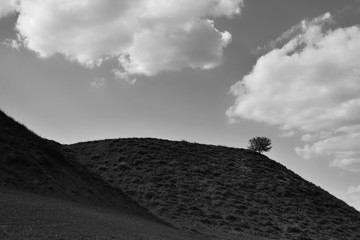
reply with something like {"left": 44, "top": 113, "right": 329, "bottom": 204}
{"left": 71, "top": 138, "right": 360, "bottom": 240}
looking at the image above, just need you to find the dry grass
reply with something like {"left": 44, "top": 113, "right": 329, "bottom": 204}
{"left": 71, "top": 138, "right": 360, "bottom": 240}
{"left": 0, "top": 110, "right": 205, "bottom": 240}
{"left": 2, "top": 108, "right": 360, "bottom": 239}
{"left": 0, "top": 188, "right": 203, "bottom": 240}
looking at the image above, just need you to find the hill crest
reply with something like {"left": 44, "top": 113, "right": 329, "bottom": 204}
{"left": 0, "top": 110, "right": 162, "bottom": 221}
{"left": 1, "top": 109, "right": 360, "bottom": 240}
{"left": 70, "top": 137, "right": 360, "bottom": 240}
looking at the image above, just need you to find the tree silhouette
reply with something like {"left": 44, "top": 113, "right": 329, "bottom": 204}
{"left": 247, "top": 136, "right": 272, "bottom": 153}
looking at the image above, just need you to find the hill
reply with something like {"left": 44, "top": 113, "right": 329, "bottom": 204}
{"left": 0, "top": 110, "right": 205, "bottom": 240}
{"left": 1, "top": 109, "right": 360, "bottom": 239}
{"left": 70, "top": 138, "right": 360, "bottom": 240}
{"left": 0, "top": 109, "right": 151, "bottom": 214}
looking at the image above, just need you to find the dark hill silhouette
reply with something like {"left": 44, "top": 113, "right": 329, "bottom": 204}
{"left": 70, "top": 138, "right": 360, "bottom": 240}
{"left": 0, "top": 110, "right": 205, "bottom": 240}
{"left": 0, "top": 109, "right": 148, "bottom": 214}
{"left": 1, "top": 109, "right": 360, "bottom": 239}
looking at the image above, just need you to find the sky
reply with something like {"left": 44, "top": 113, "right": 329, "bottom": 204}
{"left": 1, "top": 0, "right": 360, "bottom": 211}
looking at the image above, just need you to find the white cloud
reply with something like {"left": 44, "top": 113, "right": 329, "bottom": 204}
{"left": 253, "top": 12, "right": 334, "bottom": 54}
{"left": 0, "top": 0, "right": 18, "bottom": 18}
{"left": 329, "top": 158, "right": 360, "bottom": 173}
{"left": 2, "top": 38, "right": 21, "bottom": 49}
{"left": 1, "top": 33, "right": 23, "bottom": 49}
{"left": 113, "top": 68, "right": 137, "bottom": 85}
{"left": 227, "top": 13, "right": 360, "bottom": 172}
{"left": 90, "top": 77, "right": 106, "bottom": 89}
{"left": 1, "top": 0, "right": 243, "bottom": 79}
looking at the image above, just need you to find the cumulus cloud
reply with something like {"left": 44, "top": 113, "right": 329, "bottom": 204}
{"left": 1, "top": 33, "right": 23, "bottom": 49}
{"left": 227, "top": 13, "right": 360, "bottom": 172}
{"left": 0, "top": 0, "right": 18, "bottom": 18}
{"left": 0, "top": 0, "right": 243, "bottom": 79}
{"left": 2, "top": 38, "right": 21, "bottom": 49}
{"left": 297, "top": 132, "right": 360, "bottom": 172}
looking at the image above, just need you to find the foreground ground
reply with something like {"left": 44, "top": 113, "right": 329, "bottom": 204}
{"left": 0, "top": 188, "right": 209, "bottom": 240}
{"left": 2, "top": 109, "right": 360, "bottom": 239}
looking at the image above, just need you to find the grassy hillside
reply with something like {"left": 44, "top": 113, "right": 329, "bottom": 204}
{"left": 2, "top": 108, "right": 360, "bottom": 239}
{"left": 0, "top": 189, "right": 205, "bottom": 240}
{"left": 71, "top": 138, "right": 360, "bottom": 240}
{"left": 0, "top": 110, "right": 206, "bottom": 240}
{"left": 0, "top": 109, "right": 146, "bottom": 214}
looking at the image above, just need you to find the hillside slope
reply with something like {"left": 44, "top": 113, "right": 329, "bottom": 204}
{"left": 0, "top": 110, "right": 207, "bottom": 240}
{"left": 0, "top": 189, "right": 206, "bottom": 240}
{"left": 71, "top": 138, "right": 360, "bottom": 240}
{"left": 0, "top": 110, "right": 146, "bottom": 215}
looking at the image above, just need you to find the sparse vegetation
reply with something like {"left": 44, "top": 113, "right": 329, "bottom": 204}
{"left": 71, "top": 138, "right": 360, "bottom": 240}
{"left": 247, "top": 136, "right": 272, "bottom": 153}
{"left": 1, "top": 110, "right": 199, "bottom": 240}
{"left": 2, "top": 109, "right": 360, "bottom": 240}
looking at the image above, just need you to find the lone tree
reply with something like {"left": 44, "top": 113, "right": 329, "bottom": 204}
{"left": 247, "top": 136, "right": 272, "bottom": 153}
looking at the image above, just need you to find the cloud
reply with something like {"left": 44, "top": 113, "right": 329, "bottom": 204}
{"left": 329, "top": 158, "right": 360, "bottom": 173}
{"left": 2, "top": 38, "right": 21, "bottom": 49}
{"left": 253, "top": 12, "right": 334, "bottom": 55}
{"left": 1, "top": 33, "right": 23, "bottom": 49}
{"left": 296, "top": 132, "right": 360, "bottom": 172}
{"left": 90, "top": 77, "right": 106, "bottom": 89}
{"left": 113, "top": 68, "right": 137, "bottom": 85}
{"left": 0, "top": 0, "right": 18, "bottom": 18}
{"left": 1, "top": 0, "right": 243, "bottom": 80}
{"left": 227, "top": 13, "right": 360, "bottom": 171}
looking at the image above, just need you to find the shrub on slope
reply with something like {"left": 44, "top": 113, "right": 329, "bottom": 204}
{"left": 70, "top": 138, "right": 360, "bottom": 240}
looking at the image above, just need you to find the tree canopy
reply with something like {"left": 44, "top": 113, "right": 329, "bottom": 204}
{"left": 247, "top": 136, "right": 272, "bottom": 153}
